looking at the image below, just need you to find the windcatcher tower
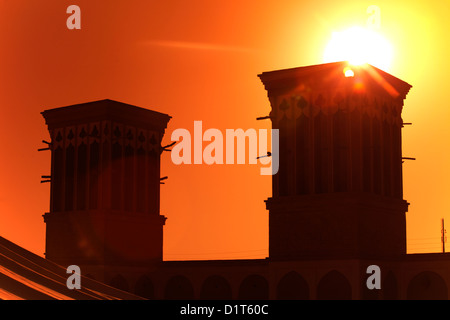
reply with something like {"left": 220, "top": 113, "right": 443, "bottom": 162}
{"left": 41, "top": 100, "right": 171, "bottom": 270}
{"left": 258, "top": 62, "right": 412, "bottom": 260}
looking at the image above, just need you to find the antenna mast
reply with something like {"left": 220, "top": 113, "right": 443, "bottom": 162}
{"left": 442, "top": 218, "right": 447, "bottom": 253}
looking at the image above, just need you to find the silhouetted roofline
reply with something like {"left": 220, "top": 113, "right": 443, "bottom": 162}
{"left": 258, "top": 61, "right": 412, "bottom": 100}
{"left": 162, "top": 258, "right": 269, "bottom": 267}
{"left": 405, "top": 252, "right": 450, "bottom": 261}
{"left": 41, "top": 99, "right": 171, "bottom": 130}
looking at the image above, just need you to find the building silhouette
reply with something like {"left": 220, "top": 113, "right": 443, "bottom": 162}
{"left": 41, "top": 100, "right": 170, "bottom": 275}
{"left": 2, "top": 61, "right": 450, "bottom": 300}
{"left": 260, "top": 62, "right": 410, "bottom": 260}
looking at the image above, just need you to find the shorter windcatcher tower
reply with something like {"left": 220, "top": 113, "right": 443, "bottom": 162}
{"left": 41, "top": 99, "right": 171, "bottom": 269}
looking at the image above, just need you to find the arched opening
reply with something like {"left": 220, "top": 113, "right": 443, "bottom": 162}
{"left": 135, "top": 275, "right": 154, "bottom": 299}
{"left": 276, "top": 271, "right": 309, "bottom": 300}
{"left": 164, "top": 275, "right": 194, "bottom": 300}
{"left": 407, "top": 271, "right": 448, "bottom": 300}
{"left": 383, "top": 271, "right": 398, "bottom": 300}
{"left": 200, "top": 275, "right": 232, "bottom": 300}
{"left": 238, "top": 274, "right": 268, "bottom": 300}
{"left": 317, "top": 270, "right": 352, "bottom": 300}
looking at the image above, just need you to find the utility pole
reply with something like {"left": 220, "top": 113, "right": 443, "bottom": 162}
{"left": 442, "top": 218, "right": 447, "bottom": 253}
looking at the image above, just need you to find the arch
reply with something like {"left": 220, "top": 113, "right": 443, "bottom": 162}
{"left": 295, "top": 113, "right": 310, "bottom": 195}
{"left": 317, "top": 270, "right": 352, "bottom": 300}
{"left": 64, "top": 143, "right": 75, "bottom": 211}
{"left": 383, "top": 271, "right": 398, "bottom": 300}
{"left": 407, "top": 271, "right": 448, "bottom": 300}
{"left": 76, "top": 142, "right": 87, "bottom": 210}
{"left": 109, "top": 274, "right": 129, "bottom": 292}
{"left": 314, "top": 112, "right": 330, "bottom": 194}
{"left": 372, "top": 119, "right": 382, "bottom": 194}
{"left": 52, "top": 146, "right": 63, "bottom": 212}
{"left": 111, "top": 141, "right": 123, "bottom": 210}
{"left": 164, "top": 275, "right": 195, "bottom": 300}
{"left": 278, "top": 115, "right": 290, "bottom": 196}
{"left": 135, "top": 275, "right": 154, "bottom": 299}
{"left": 200, "top": 275, "right": 232, "bottom": 300}
{"left": 276, "top": 271, "right": 309, "bottom": 300}
{"left": 238, "top": 274, "right": 269, "bottom": 300}
{"left": 332, "top": 110, "right": 349, "bottom": 192}
{"left": 89, "top": 141, "right": 100, "bottom": 209}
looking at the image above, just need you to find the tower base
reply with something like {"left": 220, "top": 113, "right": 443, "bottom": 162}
{"left": 266, "top": 192, "right": 408, "bottom": 260}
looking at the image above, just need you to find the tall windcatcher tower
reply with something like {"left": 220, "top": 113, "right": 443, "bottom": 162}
{"left": 41, "top": 99, "right": 171, "bottom": 271}
{"left": 259, "top": 62, "right": 412, "bottom": 260}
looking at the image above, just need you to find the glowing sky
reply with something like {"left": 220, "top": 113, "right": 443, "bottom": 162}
{"left": 0, "top": 0, "right": 449, "bottom": 259}
{"left": 323, "top": 26, "right": 393, "bottom": 71}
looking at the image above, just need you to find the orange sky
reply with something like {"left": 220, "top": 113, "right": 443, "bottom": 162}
{"left": 0, "top": 0, "right": 449, "bottom": 260}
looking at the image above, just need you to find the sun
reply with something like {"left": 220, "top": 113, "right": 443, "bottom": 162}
{"left": 323, "top": 26, "right": 393, "bottom": 72}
